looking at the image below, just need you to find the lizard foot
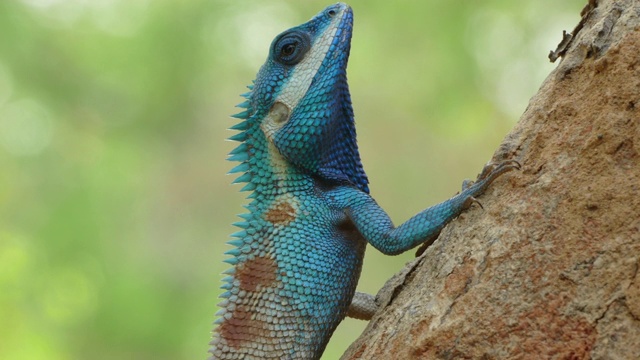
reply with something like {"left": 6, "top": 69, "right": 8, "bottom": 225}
{"left": 477, "top": 159, "right": 521, "bottom": 182}
{"left": 416, "top": 159, "right": 520, "bottom": 257}
{"left": 462, "top": 159, "right": 521, "bottom": 191}
{"left": 460, "top": 159, "right": 520, "bottom": 210}
{"left": 464, "top": 195, "right": 484, "bottom": 210}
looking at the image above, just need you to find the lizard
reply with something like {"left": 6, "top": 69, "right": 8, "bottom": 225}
{"left": 209, "top": 3, "right": 519, "bottom": 359}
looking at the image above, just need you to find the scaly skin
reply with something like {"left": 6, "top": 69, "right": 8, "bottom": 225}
{"left": 209, "top": 3, "right": 518, "bottom": 359}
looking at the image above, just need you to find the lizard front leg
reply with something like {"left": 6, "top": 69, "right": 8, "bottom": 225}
{"left": 335, "top": 160, "right": 520, "bottom": 319}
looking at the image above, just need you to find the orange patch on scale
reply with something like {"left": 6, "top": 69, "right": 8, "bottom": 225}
{"left": 218, "top": 304, "right": 269, "bottom": 349}
{"left": 218, "top": 255, "right": 280, "bottom": 349}
{"left": 264, "top": 200, "right": 296, "bottom": 226}
{"left": 236, "top": 255, "right": 279, "bottom": 292}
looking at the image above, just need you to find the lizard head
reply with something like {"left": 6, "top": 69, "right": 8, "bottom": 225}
{"left": 229, "top": 3, "right": 369, "bottom": 193}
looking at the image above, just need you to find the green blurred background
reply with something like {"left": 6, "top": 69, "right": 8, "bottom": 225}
{"left": 0, "top": 0, "right": 582, "bottom": 359}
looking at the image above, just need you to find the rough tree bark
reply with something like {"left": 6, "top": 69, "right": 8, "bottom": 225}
{"left": 342, "top": 0, "right": 640, "bottom": 359}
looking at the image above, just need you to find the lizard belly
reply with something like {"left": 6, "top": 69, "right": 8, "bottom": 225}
{"left": 211, "top": 190, "right": 366, "bottom": 360}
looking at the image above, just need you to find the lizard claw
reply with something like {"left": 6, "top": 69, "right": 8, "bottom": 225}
{"left": 457, "top": 159, "right": 521, "bottom": 202}
{"left": 464, "top": 196, "right": 484, "bottom": 210}
{"left": 459, "top": 160, "right": 520, "bottom": 194}
{"left": 477, "top": 159, "right": 521, "bottom": 183}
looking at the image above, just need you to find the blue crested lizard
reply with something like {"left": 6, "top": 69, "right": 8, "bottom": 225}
{"left": 210, "top": 3, "right": 518, "bottom": 359}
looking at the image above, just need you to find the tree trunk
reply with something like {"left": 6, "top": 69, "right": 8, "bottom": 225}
{"left": 342, "top": 0, "right": 640, "bottom": 358}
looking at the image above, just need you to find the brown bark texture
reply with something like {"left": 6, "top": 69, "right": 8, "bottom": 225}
{"left": 342, "top": 0, "right": 640, "bottom": 359}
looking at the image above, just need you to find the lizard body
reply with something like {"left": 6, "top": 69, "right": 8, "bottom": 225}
{"left": 210, "top": 3, "right": 517, "bottom": 359}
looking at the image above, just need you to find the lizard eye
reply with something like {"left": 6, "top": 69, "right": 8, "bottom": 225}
{"left": 273, "top": 31, "right": 311, "bottom": 66}
{"left": 281, "top": 44, "right": 296, "bottom": 57}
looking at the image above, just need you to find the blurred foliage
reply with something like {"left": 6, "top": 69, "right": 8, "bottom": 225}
{"left": 0, "top": 0, "right": 583, "bottom": 359}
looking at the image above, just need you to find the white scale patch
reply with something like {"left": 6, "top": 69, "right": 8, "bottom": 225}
{"left": 275, "top": 10, "right": 342, "bottom": 112}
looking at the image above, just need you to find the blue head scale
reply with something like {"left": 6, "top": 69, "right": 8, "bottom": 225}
{"left": 250, "top": 3, "right": 369, "bottom": 193}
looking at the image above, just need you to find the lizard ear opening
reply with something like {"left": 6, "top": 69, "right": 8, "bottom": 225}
{"left": 260, "top": 101, "right": 291, "bottom": 141}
